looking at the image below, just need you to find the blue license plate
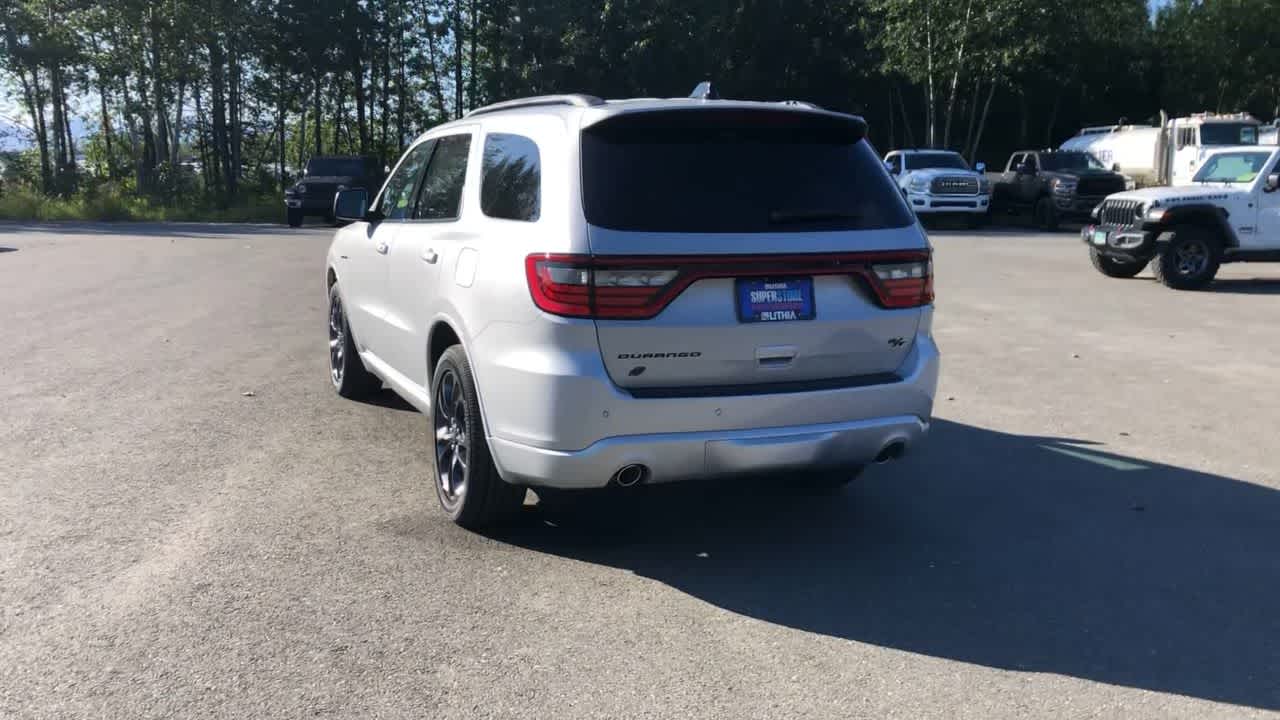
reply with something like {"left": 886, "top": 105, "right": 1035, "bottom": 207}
{"left": 736, "top": 278, "right": 815, "bottom": 323}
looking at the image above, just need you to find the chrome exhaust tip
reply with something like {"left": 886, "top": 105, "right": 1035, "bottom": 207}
{"left": 611, "top": 464, "right": 648, "bottom": 488}
{"left": 874, "top": 441, "right": 907, "bottom": 464}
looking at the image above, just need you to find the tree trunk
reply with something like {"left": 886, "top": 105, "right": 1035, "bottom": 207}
{"left": 452, "top": 0, "right": 464, "bottom": 118}
{"left": 97, "top": 73, "right": 115, "bottom": 179}
{"left": 969, "top": 83, "right": 997, "bottom": 164}
{"left": 276, "top": 72, "right": 287, "bottom": 190}
{"left": 63, "top": 92, "right": 77, "bottom": 180}
{"left": 468, "top": 0, "right": 479, "bottom": 110}
{"left": 380, "top": 16, "right": 391, "bottom": 158}
{"left": 229, "top": 47, "right": 242, "bottom": 197}
{"left": 17, "top": 66, "right": 52, "bottom": 192}
{"left": 171, "top": 77, "right": 185, "bottom": 170}
{"left": 924, "top": 0, "right": 936, "bottom": 148}
{"left": 313, "top": 72, "right": 323, "bottom": 155}
{"left": 149, "top": 7, "right": 170, "bottom": 170}
{"left": 423, "top": 8, "right": 450, "bottom": 122}
{"left": 1045, "top": 92, "right": 1062, "bottom": 147}
{"left": 942, "top": 0, "right": 973, "bottom": 150}
{"left": 354, "top": 57, "right": 369, "bottom": 155}
{"left": 49, "top": 64, "right": 70, "bottom": 193}
{"left": 194, "top": 88, "right": 213, "bottom": 190}
{"left": 208, "top": 39, "right": 229, "bottom": 203}
{"left": 895, "top": 83, "right": 916, "bottom": 149}
{"left": 963, "top": 76, "right": 981, "bottom": 163}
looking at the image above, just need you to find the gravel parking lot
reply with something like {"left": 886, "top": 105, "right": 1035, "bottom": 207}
{"left": 2, "top": 222, "right": 1278, "bottom": 719}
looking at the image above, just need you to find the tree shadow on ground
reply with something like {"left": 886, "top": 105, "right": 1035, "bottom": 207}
{"left": 505, "top": 419, "right": 1280, "bottom": 710}
{"left": 0, "top": 221, "right": 326, "bottom": 240}
{"left": 1206, "top": 277, "right": 1280, "bottom": 295}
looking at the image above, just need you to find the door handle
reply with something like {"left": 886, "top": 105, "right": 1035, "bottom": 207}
{"left": 421, "top": 248, "right": 439, "bottom": 264}
{"left": 375, "top": 241, "right": 389, "bottom": 255}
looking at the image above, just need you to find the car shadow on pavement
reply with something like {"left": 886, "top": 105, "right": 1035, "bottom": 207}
{"left": 0, "top": 221, "right": 317, "bottom": 239}
{"left": 1206, "top": 278, "right": 1280, "bottom": 295}
{"left": 354, "top": 388, "right": 418, "bottom": 412}
{"left": 505, "top": 419, "right": 1280, "bottom": 710}
{"left": 0, "top": 246, "right": 16, "bottom": 253}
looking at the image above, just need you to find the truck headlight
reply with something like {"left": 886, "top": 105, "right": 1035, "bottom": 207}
{"left": 978, "top": 177, "right": 991, "bottom": 194}
{"left": 908, "top": 176, "right": 929, "bottom": 193}
{"left": 1052, "top": 178, "right": 1077, "bottom": 195}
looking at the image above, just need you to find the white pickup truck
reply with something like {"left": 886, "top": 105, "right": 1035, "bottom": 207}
{"left": 884, "top": 149, "right": 992, "bottom": 227}
{"left": 1083, "top": 146, "right": 1280, "bottom": 289}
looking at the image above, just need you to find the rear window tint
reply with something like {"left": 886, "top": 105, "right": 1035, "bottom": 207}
{"left": 481, "top": 133, "right": 541, "bottom": 221}
{"left": 581, "top": 110, "right": 913, "bottom": 233}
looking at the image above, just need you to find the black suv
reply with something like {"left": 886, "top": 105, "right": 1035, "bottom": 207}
{"left": 284, "top": 156, "right": 385, "bottom": 227}
{"left": 988, "top": 150, "right": 1128, "bottom": 230}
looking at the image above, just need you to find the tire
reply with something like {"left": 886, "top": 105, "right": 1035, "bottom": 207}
{"left": 287, "top": 208, "right": 303, "bottom": 227}
{"left": 1034, "top": 197, "right": 1060, "bottom": 232}
{"left": 1151, "top": 226, "right": 1221, "bottom": 290}
{"left": 328, "top": 284, "right": 381, "bottom": 399}
{"left": 1089, "top": 247, "right": 1146, "bottom": 279}
{"left": 431, "top": 345, "right": 526, "bottom": 530}
{"left": 797, "top": 465, "right": 866, "bottom": 491}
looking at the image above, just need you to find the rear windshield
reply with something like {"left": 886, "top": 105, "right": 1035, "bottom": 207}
{"left": 581, "top": 110, "right": 914, "bottom": 233}
{"left": 306, "top": 158, "right": 368, "bottom": 177}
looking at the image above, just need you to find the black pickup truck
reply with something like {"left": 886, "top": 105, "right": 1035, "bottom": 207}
{"left": 284, "top": 156, "right": 385, "bottom": 227}
{"left": 988, "top": 150, "right": 1128, "bottom": 230}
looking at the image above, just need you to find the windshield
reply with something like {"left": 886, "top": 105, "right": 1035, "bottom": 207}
{"left": 905, "top": 152, "right": 969, "bottom": 171}
{"left": 1040, "top": 152, "right": 1105, "bottom": 171}
{"left": 1192, "top": 151, "right": 1272, "bottom": 183}
{"left": 305, "top": 158, "right": 367, "bottom": 177}
{"left": 1199, "top": 123, "right": 1259, "bottom": 146}
{"left": 581, "top": 110, "right": 914, "bottom": 233}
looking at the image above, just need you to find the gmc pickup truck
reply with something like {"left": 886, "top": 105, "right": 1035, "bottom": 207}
{"left": 989, "top": 150, "right": 1128, "bottom": 230}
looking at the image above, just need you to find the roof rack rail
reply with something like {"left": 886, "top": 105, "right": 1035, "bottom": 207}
{"left": 466, "top": 94, "right": 604, "bottom": 118}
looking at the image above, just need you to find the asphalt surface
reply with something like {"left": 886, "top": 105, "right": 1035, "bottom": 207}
{"left": 2, "top": 221, "right": 1279, "bottom": 719}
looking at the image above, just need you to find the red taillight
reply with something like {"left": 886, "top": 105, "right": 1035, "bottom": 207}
{"left": 525, "top": 254, "right": 680, "bottom": 319}
{"left": 869, "top": 259, "right": 934, "bottom": 309}
{"left": 525, "top": 251, "right": 933, "bottom": 319}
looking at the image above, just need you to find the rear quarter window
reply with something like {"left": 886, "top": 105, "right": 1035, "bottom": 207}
{"left": 481, "top": 133, "right": 541, "bottom": 222}
{"left": 581, "top": 109, "right": 914, "bottom": 233}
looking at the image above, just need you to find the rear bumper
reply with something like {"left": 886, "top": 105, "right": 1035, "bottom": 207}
{"left": 486, "top": 333, "right": 939, "bottom": 489}
{"left": 907, "top": 192, "right": 990, "bottom": 214}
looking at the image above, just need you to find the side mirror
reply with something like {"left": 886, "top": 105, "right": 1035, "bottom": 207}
{"left": 975, "top": 162, "right": 986, "bottom": 173}
{"left": 334, "top": 188, "right": 372, "bottom": 222}
{"left": 1016, "top": 163, "right": 1032, "bottom": 175}
{"left": 1112, "top": 163, "right": 1122, "bottom": 172}
{"left": 1265, "top": 173, "right": 1280, "bottom": 193}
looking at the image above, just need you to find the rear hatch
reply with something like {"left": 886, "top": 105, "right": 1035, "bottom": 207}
{"left": 529, "top": 108, "right": 932, "bottom": 394}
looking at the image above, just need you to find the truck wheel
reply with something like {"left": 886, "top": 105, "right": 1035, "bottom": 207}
{"left": 287, "top": 208, "right": 303, "bottom": 227}
{"left": 1034, "top": 197, "right": 1060, "bottom": 232}
{"left": 431, "top": 345, "right": 527, "bottom": 530}
{"left": 1089, "top": 248, "right": 1146, "bottom": 279}
{"left": 1151, "top": 227, "right": 1221, "bottom": 290}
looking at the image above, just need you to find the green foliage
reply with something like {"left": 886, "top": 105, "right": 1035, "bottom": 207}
{"left": 2, "top": 0, "right": 1278, "bottom": 222}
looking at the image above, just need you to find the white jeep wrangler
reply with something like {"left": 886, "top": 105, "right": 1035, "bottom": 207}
{"left": 1084, "top": 147, "right": 1280, "bottom": 289}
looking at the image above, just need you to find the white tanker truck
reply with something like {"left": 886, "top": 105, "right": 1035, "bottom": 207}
{"left": 1059, "top": 111, "right": 1262, "bottom": 187}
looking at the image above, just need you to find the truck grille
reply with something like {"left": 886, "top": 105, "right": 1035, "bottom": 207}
{"left": 1077, "top": 176, "right": 1126, "bottom": 197}
{"left": 1099, "top": 199, "right": 1142, "bottom": 227}
{"left": 930, "top": 176, "right": 979, "bottom": 196}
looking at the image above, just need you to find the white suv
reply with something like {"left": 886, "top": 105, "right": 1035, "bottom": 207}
{"left": 325, "top": 90, "right": 940, "bottom": 529}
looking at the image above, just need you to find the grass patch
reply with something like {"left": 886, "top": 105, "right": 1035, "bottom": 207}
{"left": 0, "top": 185, "right": 282, "bottom": 224}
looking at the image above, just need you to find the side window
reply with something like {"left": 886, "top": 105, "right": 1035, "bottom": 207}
{"left": 1011, "top": 153, "right": 1025, "bottom": 170}
{"left": 1024, "top": 154, "right": 1039, "bottom": 172}
{"left": 481, "top": 133, "right": 542, "bottom": 222}
{"left": 415, "top": 134, "right": 472, "bottom": 221}
{"left": 886, "top": 155, "right": 902, "bottom": 175}
{"left": 379, "top": 141, "right": 434, "bottom": 220}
